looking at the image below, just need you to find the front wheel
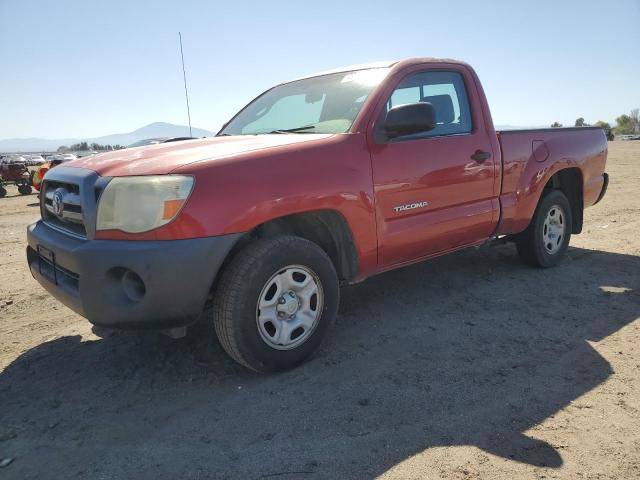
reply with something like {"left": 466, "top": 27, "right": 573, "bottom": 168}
{"left": 516, "top": 189, "right": 573, "bottom": 267}
{"left": 212, "top": 236, "right": 339, "bottom": 372}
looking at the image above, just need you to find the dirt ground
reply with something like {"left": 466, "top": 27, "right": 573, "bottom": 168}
{"left": 0, "top": 142, "right": 638, "bottom": 480}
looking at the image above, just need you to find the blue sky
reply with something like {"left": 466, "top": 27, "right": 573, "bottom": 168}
{"left": 1, "top": 0, "right": 638, "bottom": 139}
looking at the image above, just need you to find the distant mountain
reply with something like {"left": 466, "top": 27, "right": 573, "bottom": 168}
{"left": 0, "top": 122, "right": 215, "bottom": 153}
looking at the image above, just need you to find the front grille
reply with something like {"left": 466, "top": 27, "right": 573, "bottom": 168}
{"left": 42, "top": 179, "right": 87, "bottom": 238}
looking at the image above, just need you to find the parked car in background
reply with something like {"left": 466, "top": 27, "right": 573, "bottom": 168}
{"left": 27, "top": 155, "right": 46, "bottom": 165}
{"left": 1, "top": 154, "right": 27, "bottom": 164}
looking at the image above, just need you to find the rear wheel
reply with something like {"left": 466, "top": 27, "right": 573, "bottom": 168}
{"left": 516, "top": 189, "right": 572, "bottom": 267}
{"left": 212, "top": 235, "right": 339, "bottom": 372}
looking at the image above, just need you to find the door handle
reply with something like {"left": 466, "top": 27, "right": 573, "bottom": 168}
{"left": 470, "top": 150, "right": 492, "bottom": 163}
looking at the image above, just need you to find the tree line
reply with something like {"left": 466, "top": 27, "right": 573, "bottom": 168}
{"left": 551, "top": 108, "right": 640, "bottom": 135}
{"left": 57, "top": 142, "right": 125, "bottom": 152}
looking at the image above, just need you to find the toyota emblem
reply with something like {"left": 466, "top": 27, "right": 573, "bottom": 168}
{"left": 52, "top": 190, "right": 64, "bottom": 217}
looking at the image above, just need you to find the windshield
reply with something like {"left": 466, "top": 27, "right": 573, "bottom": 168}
{"left": 220, "top": 68, "right": 389, "bottom": 136}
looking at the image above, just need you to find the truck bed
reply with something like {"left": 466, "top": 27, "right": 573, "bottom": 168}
{"left": 495, "top": 127, "right": 608, "bottom": 235}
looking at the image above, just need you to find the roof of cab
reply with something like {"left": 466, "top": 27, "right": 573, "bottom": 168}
{"left": 290, "top": 57, "right": 468, "bottom": 82}
{"left": 294, "top": 61, "right": 397, "bottom": 80}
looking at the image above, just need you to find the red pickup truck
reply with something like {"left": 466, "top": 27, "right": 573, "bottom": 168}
{"left": 27, "top": 58, "right": 608, "bottom": 372}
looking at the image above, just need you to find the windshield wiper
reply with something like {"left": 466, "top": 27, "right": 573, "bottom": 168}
{"left": 269, "top": 125, "right": 317, "bottom": 134}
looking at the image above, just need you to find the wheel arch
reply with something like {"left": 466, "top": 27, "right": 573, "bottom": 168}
{"left": 544, "top": 167, "right": 583, "bottom": 234}
{"left": 217, "top": 209, "right": 359, "bottom": 287}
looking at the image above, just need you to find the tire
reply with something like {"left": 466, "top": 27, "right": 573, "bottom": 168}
{"left": 0, "top": 186, "right": 6, "bottom": 198}
{"left": 18, "top": 184, "right": 32, "bottom": 195}
{"left": 212, "top": 235, "right": 339, "bottom": 372}
{"left": 516, "top": 189, "right": 573, "bottom": 267}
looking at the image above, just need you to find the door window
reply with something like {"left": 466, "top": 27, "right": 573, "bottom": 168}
{"left": 386, "top": 71, "right": 472, "bottom": 137}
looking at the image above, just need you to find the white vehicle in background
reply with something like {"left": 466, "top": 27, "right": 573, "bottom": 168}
{"left": 47, "top": 153, "right": 78, "bottom": 162}
{"left": 1, "top": 154, "right": 27, "bottom": 164}
{"left": 27, "top": 155, "right": 46, "bottom": 165}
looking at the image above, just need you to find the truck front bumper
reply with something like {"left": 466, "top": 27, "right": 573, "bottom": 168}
{"left": 26, "top": 221, "right": 241, "bottom": 329}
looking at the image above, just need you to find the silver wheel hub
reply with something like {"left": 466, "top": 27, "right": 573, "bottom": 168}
{"left": 542, "top": 204, "right": 565, "bottom": 254}
{"left": 256, "top": 265, "right": 323, "bottom": 350}
{"left": 278, "top": 292, "right": 299, "bottom": 316}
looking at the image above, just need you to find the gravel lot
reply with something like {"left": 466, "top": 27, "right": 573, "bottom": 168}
{"left": 1, "top": 142, "right": 638, "bottom": 479}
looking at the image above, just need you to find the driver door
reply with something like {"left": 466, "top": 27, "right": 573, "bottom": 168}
{"left": 370, "top": 68, "right": 499, "bottom": 268}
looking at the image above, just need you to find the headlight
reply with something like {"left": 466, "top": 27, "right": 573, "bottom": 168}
{"left": 96, "top": 175, "right": 194, "bottom": 233}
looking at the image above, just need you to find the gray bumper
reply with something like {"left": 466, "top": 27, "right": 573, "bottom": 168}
{"left": 27, "top": 221, "right": 241, "bottom": 329}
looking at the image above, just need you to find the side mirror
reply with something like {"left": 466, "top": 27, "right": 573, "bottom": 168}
{"left": 384, "top": 102, "right": 436, "bottom": 138}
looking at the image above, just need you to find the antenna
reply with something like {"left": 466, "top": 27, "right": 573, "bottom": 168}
{"left": 178, "top": 32, "right": 192, "bottom": 137}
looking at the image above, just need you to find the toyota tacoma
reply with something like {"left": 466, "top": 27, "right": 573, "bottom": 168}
{"left": 26, "top": 58, "right": 609, "bottom": 372}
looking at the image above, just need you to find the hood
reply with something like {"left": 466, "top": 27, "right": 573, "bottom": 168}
{"left": 64, "top": 134, "right": 333, "bottom": 176}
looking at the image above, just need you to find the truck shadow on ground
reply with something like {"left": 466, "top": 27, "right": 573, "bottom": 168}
{"left": 1, "top": 245, "right": 638, "bottom": 479}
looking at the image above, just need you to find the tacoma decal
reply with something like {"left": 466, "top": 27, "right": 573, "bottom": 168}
{"left": 393, "top": 201, "right": 429, "bottom": 213}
